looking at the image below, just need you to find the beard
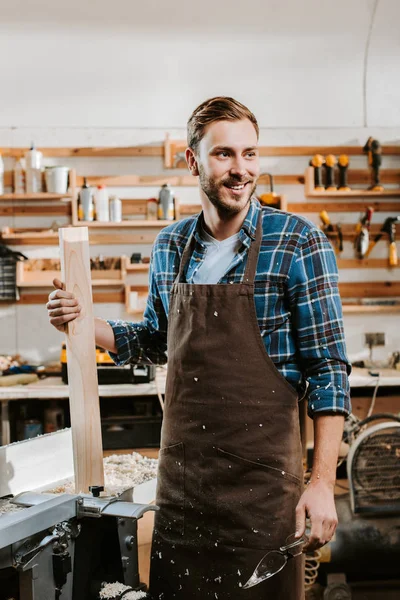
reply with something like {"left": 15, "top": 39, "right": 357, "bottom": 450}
{"left": 198, "top": 165, "right": 257, "bottom": 216}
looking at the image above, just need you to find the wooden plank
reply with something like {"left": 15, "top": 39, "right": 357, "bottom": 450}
{"left": 1, "top": 229, "right": 157, "bottom": 245}
{"left": 59, "top": 227, "right": 104, "bottom": 493}
{"left": 0, "top": 204, "right": 71, "bottom": 216}
{"left": 339, "top": 281, "right": 400, "bottom": 298}
{"left": 287, "top": 201, "right": 400, "bottom": 213}
{"left": 342, "top": 304, "right": 400, "bottom": 313}
{"left": 76, "top": 173, "right": 303, "bottom": 187}
{"left": 75, "top": 219, "right": 177, "bottom": 228}
{"left": 0, "top": 146, "right": 163, "bottom": 158}
{"left": 0, "top": 429, "right": 74, "bottom": 497}
{"left": 17, "top": 290, "right": 125, "bottom": 304}
{"left": 337, "top": 258, "right": 400, "bottom": 269}
{"left": 3, "top": 144, "right": 400, "bottom": 160}
{"left": 165, "top": 140, "right": 400, "bottom": 161}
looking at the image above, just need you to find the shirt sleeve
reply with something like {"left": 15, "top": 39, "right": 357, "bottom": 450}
{"left": 107, "top": 250, "right": 168, "bottom": 366}
{"left": 287, "top": 228, "right": 351, "bottom": 418}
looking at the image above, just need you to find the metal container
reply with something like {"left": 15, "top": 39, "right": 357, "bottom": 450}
{"left": 109, "top": 195, "right": 122, "bottom": 222}
{"left": 158, "top": 184, "right": 175, "bottom": 220}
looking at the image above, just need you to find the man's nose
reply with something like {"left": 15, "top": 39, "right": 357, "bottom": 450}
{"left": 229, "top": 157, "right": 247, "bottom": 178}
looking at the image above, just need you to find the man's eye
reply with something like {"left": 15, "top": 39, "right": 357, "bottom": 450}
{"left": 217, "top": 151, "right": 229, "bottom": 157}
{"left": 246, "top": 152, "right": 256, "bottom": 158}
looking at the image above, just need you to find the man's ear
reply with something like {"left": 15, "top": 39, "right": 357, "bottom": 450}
{"left": 186, "top": 147, "right": 199, "bottom": 176}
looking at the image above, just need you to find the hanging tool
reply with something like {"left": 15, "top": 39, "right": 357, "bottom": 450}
{"left": 363, "top": 137, "right": 384, "bottom": 191}
{"left": 338, "top": 155, "right": 351, "bottom": 191}
{"left": 365, "top": 216, "right": 400, "bottom": 267}
{"left": 258, "top": 173, "right": 280, "bottom": 208}
{"left": 319, "top": 210, "right": 343, "bottom": 255}
{"left": 309, "top": 154, "right": 325, "bottom": 191}
{"left": 323, "top": 155, "right": 337, "bottom": 191}
{"left": 354, "top": 207, "right": 374, "bottom": 259}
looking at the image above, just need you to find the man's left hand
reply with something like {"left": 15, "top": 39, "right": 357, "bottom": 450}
{"left": 294, "top": 480, "right": 338, "bottom": 552}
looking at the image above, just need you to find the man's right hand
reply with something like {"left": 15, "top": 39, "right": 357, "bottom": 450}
{"left": 46, "top": 278, "right": 81, "bottom": 332}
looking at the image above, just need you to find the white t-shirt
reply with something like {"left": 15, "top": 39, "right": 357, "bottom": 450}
{"left": 192, "top": 226, "right": 242, "bottom": 284}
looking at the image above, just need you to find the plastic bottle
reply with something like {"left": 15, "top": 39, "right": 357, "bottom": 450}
{"left": 95, "top": 185, "right": 109, "bottom": 222}
{"left": 0, "top": 154, "right": 4, "bottom": 195}
{"left": 25, "top": 143, "right": 43, "bottom": 193}
{"left": 158, "top": 184, "right": 175, "bottom": 220}
{"left": 109, "top": 195, "right": 122, "bottom": 222}
{"left": 79, "top": 178, "right": 94, "bottom": 221}
{"left": 13, "top": 158, "right": 25, "bottom": 194}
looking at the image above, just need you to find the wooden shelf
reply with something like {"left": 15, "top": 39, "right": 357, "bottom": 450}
{"left": 337, "top": 258, "right": 400, "bottom": 269}
{"left": 339, "top": 281, "right": 400, "bottom": 298}
{"left": 305, "top": 166, "right": 400, "bottom": 198}
{"left": 287, "top": 201, "right": 400, "bottom": 213}
{"left": 342, "top": 304, "right": 400, "bottom": 314}
{"left": 17, "top": 279, "right": 124, "bottom": 288}
{"left": 164, "top": 136, "right": 400, "bottom": 168}
{"left": 0, "top": 192, "right": 73, "bottom": 201}
{"left": 125, "top": 262, "right": 150, "bottom": 272}
{"left": 1, "top": 146, "right": 163, "bottom": 158}
{"left": 74, "top": 220, "right": 177, "bottom": 228}
{"left": 125, "top": 285, "right": 148, "bottom": 315}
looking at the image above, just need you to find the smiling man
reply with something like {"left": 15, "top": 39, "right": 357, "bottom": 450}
{"left": 47, "top": 97, "right": 351, "bottom": 599}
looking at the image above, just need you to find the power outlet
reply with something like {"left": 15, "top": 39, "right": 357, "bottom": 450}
{"left": 365, "top": 332, "right": 385, "bottom": 347}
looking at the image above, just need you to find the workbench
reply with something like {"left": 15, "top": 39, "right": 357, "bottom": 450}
{"left": 0, "top": 368, "right": 167, "bottom": 446}
{"left": 1, "top": 367, "right": 400, "bottom": 447}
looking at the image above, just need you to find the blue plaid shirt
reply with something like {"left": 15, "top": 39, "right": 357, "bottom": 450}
{"left": 108, "top": 198, "right": 351, "bottom": 417}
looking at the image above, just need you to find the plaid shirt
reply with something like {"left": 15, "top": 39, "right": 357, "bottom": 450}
{"left": 108, "top": 198, "right": 351, "bottom": 417}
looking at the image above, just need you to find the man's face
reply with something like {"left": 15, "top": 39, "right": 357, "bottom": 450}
{"left": 195, "top": 119, "right": 260, "bottom": 216}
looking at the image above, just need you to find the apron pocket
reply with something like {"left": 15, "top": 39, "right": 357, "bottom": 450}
{"left": 216, "top": 447, "right": 302, "bottom": 550}
{"left": 155, "top": 442, "right": 185, "bottom": 539}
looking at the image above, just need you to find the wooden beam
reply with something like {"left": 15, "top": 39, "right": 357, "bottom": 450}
{"left": 337, "top": 258, "right": 400, "bottom": 269}
{"left": 339, "top": 281, "right": 400, "bottom": 298}
{"left": 0, "top": 205, "right": 71, "bottom": 217}
{"left": 0, "top": 146, "right": 163, "bottom": 158}
{"left": 17, "top": 290, "right": 125, "bottom": 304}
{"left": 59, "top": 227, "right": 104, "bottom": 493}
{"left": 287, "top": 201, "right": 400, "bottom": 213}
{"left": 164, "top": 139, "right": 400, "bottom": 166}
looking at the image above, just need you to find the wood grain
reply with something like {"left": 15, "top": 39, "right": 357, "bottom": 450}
{"left": 59, "top": 226, "right": 104, "bottom": 493}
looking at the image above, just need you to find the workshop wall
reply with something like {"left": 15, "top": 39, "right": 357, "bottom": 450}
{"left": 1, "top": 0, "right": 400, "bottom": 366}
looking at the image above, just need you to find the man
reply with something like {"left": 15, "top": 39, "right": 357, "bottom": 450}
{"left": 47, "top": 97, "right": 351, "bottom": 599}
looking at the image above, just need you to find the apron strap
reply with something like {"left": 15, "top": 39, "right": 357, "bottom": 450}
{"left": 175, "top": 208, "right": 263, "bottom": 285}
{"left": 176, "top": 231, "right": 196, "bottom": 283}
{"left": 242, "top": 210, "right": 262, "bottom": 285}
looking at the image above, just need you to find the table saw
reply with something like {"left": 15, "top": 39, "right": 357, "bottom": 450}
{"left": 0, "top": 430, "right": 158, "bottom": 600}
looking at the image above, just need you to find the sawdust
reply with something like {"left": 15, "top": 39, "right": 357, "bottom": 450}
{"left": 0, "top": 497, "right": 24, "bottom": 516}
{"left": 99, "top": 582, "right": 147, "bottom": 599}
{"left": 46, "top": 452, "right": 158, "bottom": 496}
{"left": 0, "top": 452, "right": 157, "bottom": 516}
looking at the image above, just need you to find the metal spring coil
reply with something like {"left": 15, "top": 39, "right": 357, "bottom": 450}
{"left": 304, "top": 548, "right": 322, "bottom": 592}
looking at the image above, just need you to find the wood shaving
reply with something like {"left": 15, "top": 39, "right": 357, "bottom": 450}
{"left": 46, "top": 452, "right": 158, "bottom": 496}
{"left": 0, "top": 497, "right": 24, "bottom": 516}
{"left": 99, "top": 582, "right": 147, "bottom": 599}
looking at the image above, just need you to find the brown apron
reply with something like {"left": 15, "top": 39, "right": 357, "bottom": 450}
{"left": 150, "top": 213, "right": 304, "bottom": 599}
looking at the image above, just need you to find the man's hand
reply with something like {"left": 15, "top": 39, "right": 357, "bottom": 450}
{"left": 46, "top": 278, "right": 81, "bottom": 332}
{"left": 295, "top": 480, "right": 338, "bottom": 552}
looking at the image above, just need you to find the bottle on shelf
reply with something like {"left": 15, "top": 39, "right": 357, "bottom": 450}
{"left": 158, "top": 183, "right": 175, "bottom": 221}
{"left": 25, "top": 143, "right": 43, "bottom": 193}
{"left": 0, "top": 154, "right": 4, "bottom": 195}
{"left": 109, "top": 195, "right": 122, "bottom": 222}
{"left": 78, "top": 177, "right": 94, "bottom": 221}
{"left": 94, "top": 184, "right": 110, "bottom": 222}
{"left": 13, "top": 157, "right": 26, "bottom": 194}
{"left": 146, "top": 197, "right": 158, "bottom": 220}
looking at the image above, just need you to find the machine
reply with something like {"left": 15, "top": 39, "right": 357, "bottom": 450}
{"left": 312, "top": 413, "right": 400, "bottom": 599}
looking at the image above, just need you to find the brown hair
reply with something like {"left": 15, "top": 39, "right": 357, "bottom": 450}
{"left": 187, "top": 96, "right": 259, "bottom": 152}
